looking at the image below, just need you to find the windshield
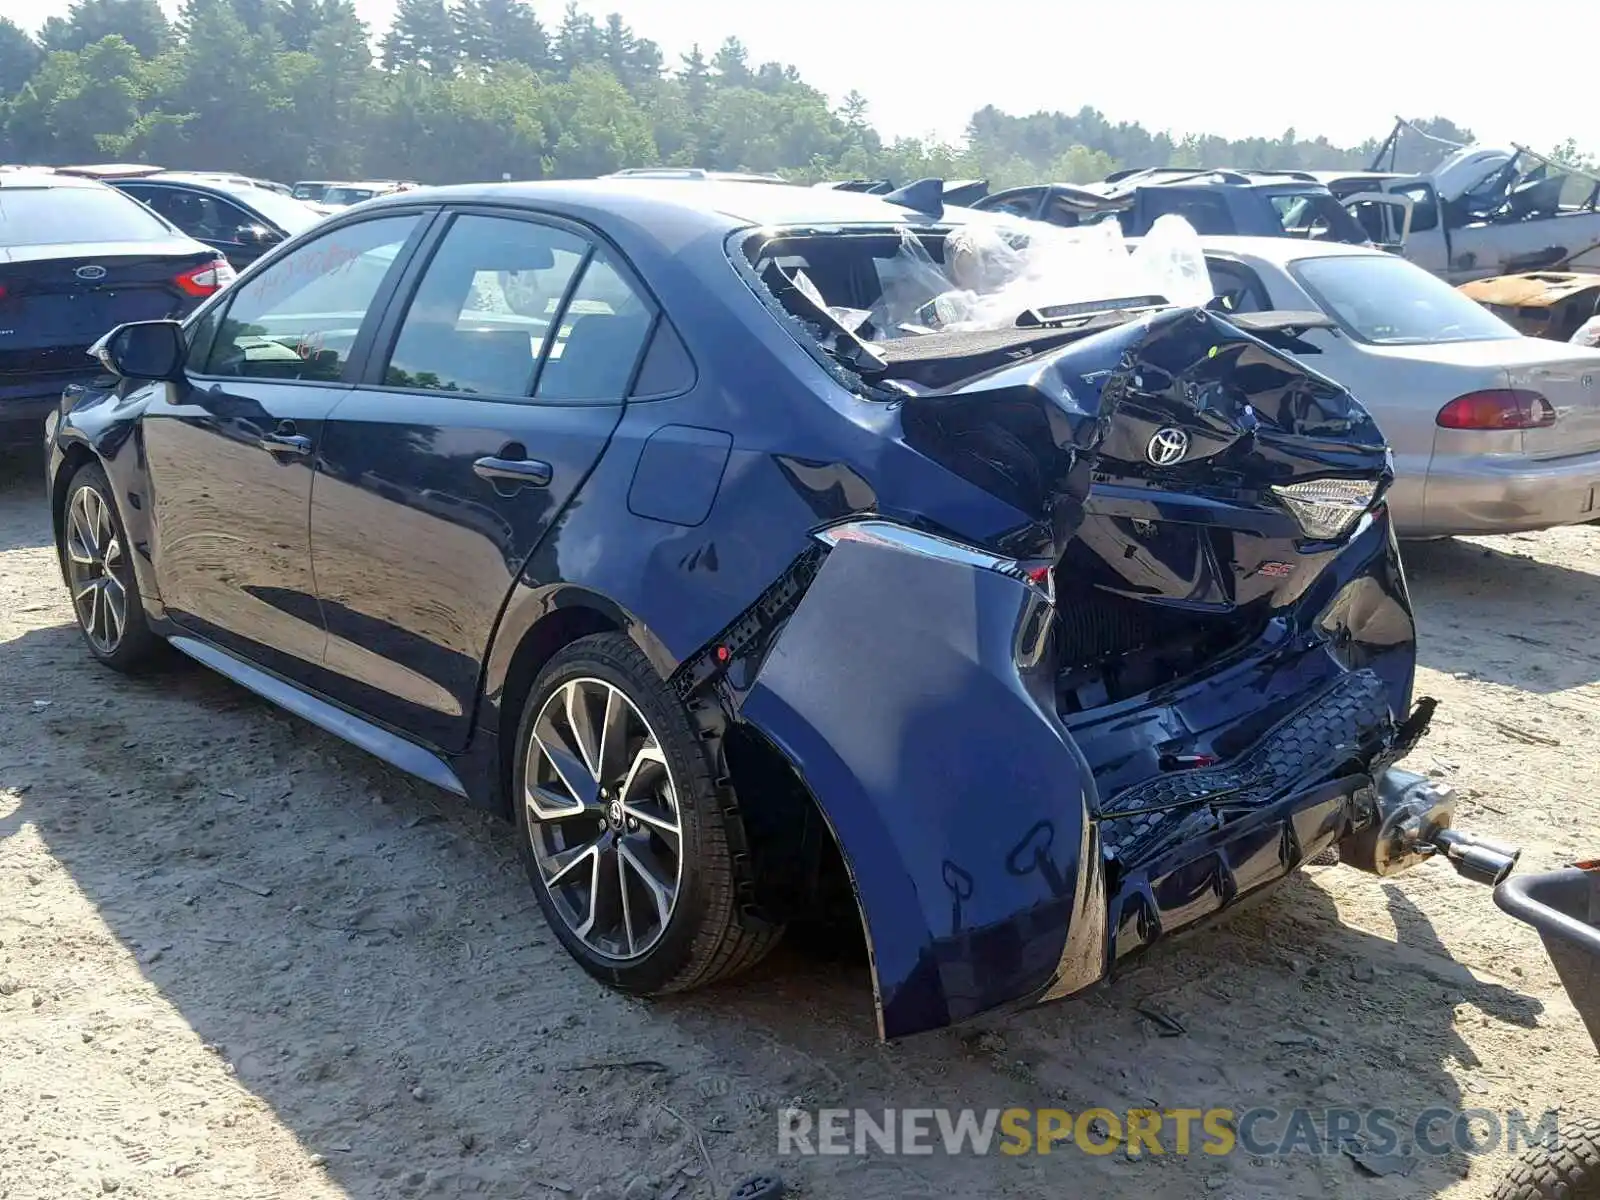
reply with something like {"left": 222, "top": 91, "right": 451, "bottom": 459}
{"left": 324, "top": 187, "right": 378, "bottom": 206}
{"left": 228, "top": 185, "right": 322, "bottom": 234}
{"left": 0, "top": 185, "right": 175, "bottom": 244}
{"left": 292, "top": 183, "right": 327, "bottom": 201}
{"left": 1292, "top": 254, "right": 1520, "bottom": 344}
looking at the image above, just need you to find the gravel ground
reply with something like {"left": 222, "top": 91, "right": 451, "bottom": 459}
{"left": 1, "top": 451, "right": 1596, "bottom": 1200}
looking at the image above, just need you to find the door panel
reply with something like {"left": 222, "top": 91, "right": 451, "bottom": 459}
{"left": 310, "top": 212, "right": 651, "bottom": 749}
{"left": 143, "top": 213, "right": 424, "bottom": 680}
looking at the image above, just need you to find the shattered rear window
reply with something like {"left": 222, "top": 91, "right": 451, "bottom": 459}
{"left": 737, "top": 214, "right": 1217, "bottom": 391}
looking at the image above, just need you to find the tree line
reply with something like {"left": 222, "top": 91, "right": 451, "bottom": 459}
{"left": 0, "top": 0, "right": 1524, "bottom": 189}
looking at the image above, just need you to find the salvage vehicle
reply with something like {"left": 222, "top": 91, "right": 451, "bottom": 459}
{"left": 47, "top": 180, "right": 1517, "bottom": 1039}
{"left": 1456, "top": 265, "right": 1600, "bottom": 343}
{"left": 1314, "top": 120, "right": 1600, "bottom": 285}
{"left": 971, "top": 169, "right": 1375, "bottom": 246}
{"left": 0, "top": 170, "right": 233, "bottom": 447}
{"left": 1196, "top": 236, "right": 1600, "bottom": 537}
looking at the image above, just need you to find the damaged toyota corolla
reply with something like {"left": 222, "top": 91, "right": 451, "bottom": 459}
{"left": 47, "top": 179, "right": 1518, "bottom": 1040}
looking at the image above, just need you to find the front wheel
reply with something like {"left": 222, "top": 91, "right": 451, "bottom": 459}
{"left": 58, "top": 462, "right": 163, "bottom": 672}
{"left": 1494, "top": 1117, "right": 1600, "bottom": 1200}
{"left": 513, "top": 632, "right": 782, "bottom": 995}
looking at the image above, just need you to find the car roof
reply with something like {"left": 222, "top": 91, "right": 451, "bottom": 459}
{"left": 0, "top": 169, "right": 111, "bottom": 190}
{"left": 1195, "top": 235, "right": 1395, "bottom": 266}
{"left": 361, "top": 177, "right": 963, "bottom": 231}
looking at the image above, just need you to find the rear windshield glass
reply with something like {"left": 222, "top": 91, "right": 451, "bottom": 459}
{"left": 325, "top": 187, "right": 377, "bottom": 205}
{"left": 1292, "top": 254, "right": 1519, "bottom": 344}
{"left": 738, "top": 216, "right": 1217, "bottom": 392}
{"left": 0, "top": 185, "right": 174, "bottom": 244}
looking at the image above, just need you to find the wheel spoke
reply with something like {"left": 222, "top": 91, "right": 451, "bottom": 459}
{"left": 68, "top": 491, "right": 100, "bottom": 563}
{"left": 596, "top": 684, "right": 632, "bottom": 783}
{"left": 101, "top": 574, "right": 127, "bottom": 643}
{"left": 564, "top": 681, "right": 604, "bottom": 781}
{"left": 617, "top": 838, "right": 675, "bottom": 931}
{"left": 532, "top": 715, "right": 600, "bottom": 810}
{"left": 94, "top": 492, "right": 113, "bottom": 558}
{"left": 543, "top": 836, "right": 603, "bottom": 890}
{"left": 622, "top": 796, "right": 679, "bottom": 842}
{"left": 617, "top": 743, "right": 666, "bottom": 805}
{"left": 525, "top": 781, "right": 588, "bottom": 822}
{"left": 617, "top": 850, "right": 638, "bottom": 957}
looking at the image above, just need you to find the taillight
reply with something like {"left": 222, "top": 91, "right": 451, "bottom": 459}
{"left": 1435, "top": 389, "right": 1556, "bottom": 430}
{"left": 173, "top": 258, "right": 237, "bottom": 297}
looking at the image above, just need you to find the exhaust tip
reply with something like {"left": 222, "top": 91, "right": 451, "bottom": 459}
{"left": 1453, "top": 844, "right": 1519, "bottom": 886}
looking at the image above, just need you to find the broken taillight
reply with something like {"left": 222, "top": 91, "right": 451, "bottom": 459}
{"left": 173, "top": 258, "right": 237, "bottom": 297}
{"left": 1435, "top": 389, "right": 1556, "bottom": 431}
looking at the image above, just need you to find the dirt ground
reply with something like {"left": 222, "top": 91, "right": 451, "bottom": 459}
{"left": 1, "top": 452, "right": 1596, "bottom": 1200}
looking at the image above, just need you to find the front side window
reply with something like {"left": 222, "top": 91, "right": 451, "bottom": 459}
{"left": 383, "top": 214, "right": 588, "bottom": 396}
{"left": 202, "top": 214, "right": 419, "bottom": 380}
{"left": 1292, "top": 253, "right": 1520, "bottom": 345}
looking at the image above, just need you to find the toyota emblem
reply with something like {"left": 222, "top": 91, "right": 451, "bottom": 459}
{"left": 74, "top": 265, "right": 107, "bottom": 281}
{"left": 1146, "top": 427, "right": 1190, "bottom": 466}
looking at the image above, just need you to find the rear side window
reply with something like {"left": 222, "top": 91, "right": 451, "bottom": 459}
{"left": 203, "top": 214, "right": 419, "bottom": 380}
{"left": 383, "top": 214, "right": 588, "bottom": 396}
{"left": 534, "top": 254, "right": 655, "bottom": 402}
{"left": 0, "top": 185, "right": 174, "bottom": 244}
{"left": 124, "top": 185, "right": 252, "bottom": 243}
{"left": 1205, "top": 260, "right": 1272, "bottom": 314}
{"left": 1140, "top": 191, "right": 1236, "bottom": 234}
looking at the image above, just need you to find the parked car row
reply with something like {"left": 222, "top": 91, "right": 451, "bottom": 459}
{"left": 1, "top": 169, "right": 238, "bottom": 444}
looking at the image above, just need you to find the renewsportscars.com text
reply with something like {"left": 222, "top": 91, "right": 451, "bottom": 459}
{"left": 778, "top": 1106, "right": 1562, "bottom": 1158}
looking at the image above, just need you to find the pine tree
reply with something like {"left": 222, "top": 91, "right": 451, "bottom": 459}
{"left": 381, "top": 0, "right": 458, "bottom": 73}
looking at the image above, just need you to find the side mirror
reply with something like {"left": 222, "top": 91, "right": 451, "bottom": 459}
{"left": 91, "top": 320, "right": 186, "bottom": 381}
{"left": 236, "top": 224, "right": 277, "bottom": 245}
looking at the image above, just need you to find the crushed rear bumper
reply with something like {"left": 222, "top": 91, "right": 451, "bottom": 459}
{"left": 732, "top": 505, "right": 1427, "bottom": 1039}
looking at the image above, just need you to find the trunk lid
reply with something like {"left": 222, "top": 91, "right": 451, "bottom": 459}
{"left": 1362, "top": 337, "right": 1600, "bottom": 459}
{"left": 0, "top": 240, "right": 216, "bottom": 378}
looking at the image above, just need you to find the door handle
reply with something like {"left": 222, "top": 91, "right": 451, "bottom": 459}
{"left": 473, "top": 455, "right": 552, "bottom": 487}
{"left": 258, "top": 431, "right": 312, "bottom": 456}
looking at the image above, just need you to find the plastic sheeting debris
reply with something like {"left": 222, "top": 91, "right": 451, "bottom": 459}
{"left": 860, "top": 214, "right": 1214, "bottom": 338}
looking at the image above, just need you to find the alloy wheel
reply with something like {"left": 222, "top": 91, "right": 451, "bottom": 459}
{"left": 64, "top": 485, "right": 129, "bottom": 655}
{"left": 524, "top": 677, "right": 684, "bottom": 961}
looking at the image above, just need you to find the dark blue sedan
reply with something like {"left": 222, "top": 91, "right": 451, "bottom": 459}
{"left": 45, "top": 179, "right": 1505, "bottom": 1038}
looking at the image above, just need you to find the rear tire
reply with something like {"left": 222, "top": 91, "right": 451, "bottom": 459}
{"left": 513, "top": 632, "right": 782, "bottom": 994}
{"left": 58, "top": 462, "right": 163, "bottom": 673}
{"left": 1493, "top": 1117, "right": 1600, "bottom": 1200}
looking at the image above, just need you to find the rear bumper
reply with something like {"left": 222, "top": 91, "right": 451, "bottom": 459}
{"left": 0, "top": 375, "right": 92, "bottom": 447}
{"left": 1417, "top": 449, "right": 1600, "bottom": 536}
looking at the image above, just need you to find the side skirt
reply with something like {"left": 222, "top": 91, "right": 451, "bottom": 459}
{"left": 168, "top": 635, "right": 469, "bottom": 798}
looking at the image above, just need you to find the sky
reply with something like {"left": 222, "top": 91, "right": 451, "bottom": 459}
{"left": 11, "top": 0, "right": 1599, "bottom": 156}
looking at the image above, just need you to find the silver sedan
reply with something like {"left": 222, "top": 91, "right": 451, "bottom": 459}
{"left": 1199, "top": 237, "right": 1600, "bottom": 537}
